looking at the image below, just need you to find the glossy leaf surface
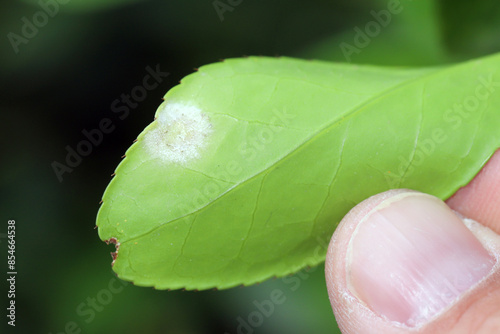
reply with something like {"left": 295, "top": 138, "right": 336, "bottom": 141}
{"left": 97, "top": 54, "right": 500, "bottom": 290}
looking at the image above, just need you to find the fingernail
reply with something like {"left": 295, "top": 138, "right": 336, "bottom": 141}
{"left": 346, "top": 192, "right": 496, "bottom": 327}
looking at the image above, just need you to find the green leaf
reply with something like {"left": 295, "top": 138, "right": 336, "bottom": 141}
{"left": 97, "top": 54, "right": 500, "bottom": 290}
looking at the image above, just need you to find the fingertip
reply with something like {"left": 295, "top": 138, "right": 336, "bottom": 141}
{"left": 447, "top": 149, "right": 500, "bottom": 234}
{"left": 326, "top": 189, "right": 414, "bottom": 334}
{"left": 326, "top": 189, "right": 500, "bottom": 334}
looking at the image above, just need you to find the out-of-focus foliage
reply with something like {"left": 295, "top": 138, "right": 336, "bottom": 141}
{"left": 21, "top": 0, "right": 148, "bottom": 13}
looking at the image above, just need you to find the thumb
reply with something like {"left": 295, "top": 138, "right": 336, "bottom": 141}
{"left": 325, "top": 188, "right": 500, "bottom": 333}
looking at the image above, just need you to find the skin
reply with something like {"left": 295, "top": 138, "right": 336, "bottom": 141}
{"left": 325, "top": 150, "right": 500, "bottom": 333}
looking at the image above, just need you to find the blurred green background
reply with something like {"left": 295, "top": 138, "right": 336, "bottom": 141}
{"left": 1, "top": 0, "right": 500, "bottom": 333}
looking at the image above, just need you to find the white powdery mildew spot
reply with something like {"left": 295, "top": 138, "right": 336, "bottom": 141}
{"left": 145, "top": 103, "right": 212, "bottom": 163}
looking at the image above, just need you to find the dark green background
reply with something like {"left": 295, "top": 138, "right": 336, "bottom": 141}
{"left": 1, "top": 0, "right": 499, "bottom": 333}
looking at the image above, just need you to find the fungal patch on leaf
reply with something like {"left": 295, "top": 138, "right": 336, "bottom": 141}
{"left": 144, "top": 102, "right": 212, "bottom": 163}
